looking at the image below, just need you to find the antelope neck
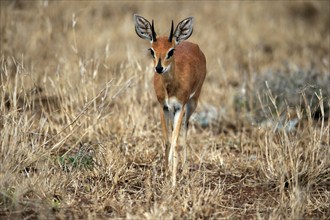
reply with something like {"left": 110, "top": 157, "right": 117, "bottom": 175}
{"left": 160, "top": 63, "right": 175, "bottom": 86}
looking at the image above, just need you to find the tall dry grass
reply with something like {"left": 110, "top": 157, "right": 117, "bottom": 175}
{"left": 1, "top": 1, "right": 329, "bottom": 219}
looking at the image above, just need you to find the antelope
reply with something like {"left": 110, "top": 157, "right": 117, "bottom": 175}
{"left": 134, "top": 14, "right": 206, "bottom": 186}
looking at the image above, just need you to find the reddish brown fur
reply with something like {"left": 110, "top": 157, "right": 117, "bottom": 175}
{"left": 152, "top": 37, "right": 206, "bottom": 106}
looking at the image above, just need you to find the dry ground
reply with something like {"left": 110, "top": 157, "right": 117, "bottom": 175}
{"left": 1, "top": 1, "right": 329, "bottom": 219}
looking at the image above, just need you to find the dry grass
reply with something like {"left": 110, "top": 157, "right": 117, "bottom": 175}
{"left": 1, "top": 1, "right": 329, "bottom": 219}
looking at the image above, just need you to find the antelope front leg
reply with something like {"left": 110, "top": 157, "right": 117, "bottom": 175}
{"left": 170, "top": 106, "right": 186, "bottom": 187}
{"left": 182, "top": 100, "right": 196, "bottom": 174}
{"left": 160, "top": 106, "right": 171, "bottom": 173}
{"left": 182, "top": 122, "right": 188, "bottom": 173}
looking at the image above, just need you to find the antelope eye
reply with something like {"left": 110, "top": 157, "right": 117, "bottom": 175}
{"left": 148, "top": 48, "right": 155, "bottom": 58}
{"left": 166, "top": 49, "right": 175, "bottom": 59}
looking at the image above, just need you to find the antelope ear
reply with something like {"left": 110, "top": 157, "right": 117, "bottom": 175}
{"left": 134, "top": 14, "right": 156, "bottom": 42}
{"left": 174, "top": 17, "right": 194, "bottom": 45}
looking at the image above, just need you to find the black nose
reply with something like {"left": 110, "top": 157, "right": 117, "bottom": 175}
{"left": 156, "top": 66, "right": 163, "bottom": 73}
{"left": 156, "top": 58, "right": 163, "bottom": 73}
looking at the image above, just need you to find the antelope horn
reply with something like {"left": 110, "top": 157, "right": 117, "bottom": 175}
{"left": 151, "top": 20, "right": 157, "bottom": 41}
{"left": 168, "top": 20, "right": 174, "bottom": 42}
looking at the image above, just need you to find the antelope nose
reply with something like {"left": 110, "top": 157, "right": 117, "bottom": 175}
{"left": 155, "top": 58, "right": 163, "bottom": 74}
{"left": 156, "top": 66, "right": 163, "bottom": 73}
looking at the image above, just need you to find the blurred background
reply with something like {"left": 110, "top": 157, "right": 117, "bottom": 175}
{"left": 2, "top": 1, "right": 329, "bottom": 69}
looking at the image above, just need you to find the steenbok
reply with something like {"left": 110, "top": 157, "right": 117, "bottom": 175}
{"left": 134, "top": 15, "right": 206, "bottom": 186}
